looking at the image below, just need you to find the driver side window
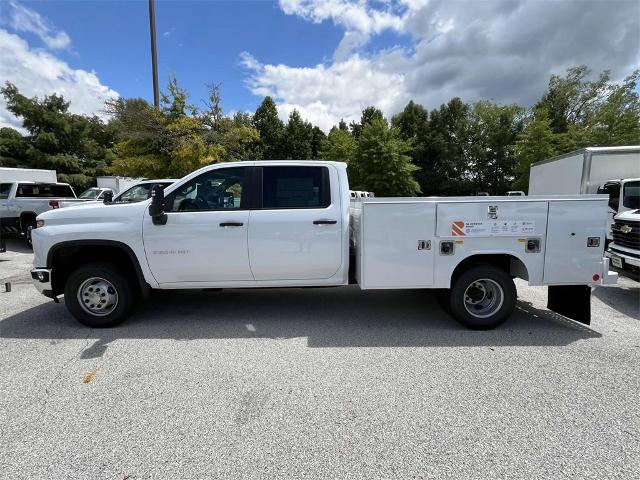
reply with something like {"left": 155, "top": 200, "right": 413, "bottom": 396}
{"left": 168, "top": 167, "right": 246, "bottom": 212}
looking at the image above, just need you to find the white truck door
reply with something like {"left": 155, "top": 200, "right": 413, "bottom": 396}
{"left": 143, "top": 166, "right": 253, "bottom": 284}
{"left": 248, "top": 165, "right": 343, "bottom": 281}
{"left": 543, "top": 200, "right": 607, "bottom": 284}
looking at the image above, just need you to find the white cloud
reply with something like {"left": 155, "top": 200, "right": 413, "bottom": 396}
{"left": 8, "top": 0, "right": 71, "bottom": 49}
{"left": 242, "top": 51, "right": 406, "bottom": 131}
{"left": 0, "top": 29, "right": 118, "bottom": 130}
{"left": 245, "top": 0, "right": 640, "bottom": 131}
{"left": 279, "top": 0, "right": 404, "bottom": 59}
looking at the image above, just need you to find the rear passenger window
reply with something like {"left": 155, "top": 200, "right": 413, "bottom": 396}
{"left": 16, "top": 184, "right": 75, "bottom": 198}
{"left": 0, "top": 183, "right": 11, "bottom": 199}
{"left": 262, "top": 166, "right": 330, "bottom": 209}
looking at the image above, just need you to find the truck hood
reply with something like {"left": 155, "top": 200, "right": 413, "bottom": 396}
{"left": 37, "top": 199, "right": 149, "bottom": 224}
{"left": 615, "top": 209, "right": 640, "bottom": 221}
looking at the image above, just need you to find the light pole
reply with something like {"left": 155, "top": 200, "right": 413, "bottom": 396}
{"left": 148, "top": 0, "right": 159, "bottom": 108}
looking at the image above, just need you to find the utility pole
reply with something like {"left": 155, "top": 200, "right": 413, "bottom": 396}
{"left": 148, "top": 0, "right": 159, "bottom": 108}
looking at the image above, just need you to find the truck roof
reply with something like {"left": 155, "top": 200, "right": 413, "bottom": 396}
{"left": 531, "top": 145, "right": 640, "bottom": 167}
{"left": 8, "top": 181, "right": 71, "bottom": 186}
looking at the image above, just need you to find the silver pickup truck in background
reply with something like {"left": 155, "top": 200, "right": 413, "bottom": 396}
{"left": 0, "top": 181, "right": 83, "bottom": 247}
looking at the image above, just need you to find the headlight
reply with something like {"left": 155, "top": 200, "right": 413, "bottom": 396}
{"left": 36, "top": 219, "right": 45, "bottom": 228}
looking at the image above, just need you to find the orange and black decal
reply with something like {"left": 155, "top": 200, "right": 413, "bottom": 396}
{"left": 452, "top": 221, "right": 465, "bottom": 236}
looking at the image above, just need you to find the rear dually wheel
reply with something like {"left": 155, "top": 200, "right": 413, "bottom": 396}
{"left": 448, "top": 265, "right": 516, "bottom": 330}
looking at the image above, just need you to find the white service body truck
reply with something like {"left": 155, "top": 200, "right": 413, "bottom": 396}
{"left": 31, "top": 161, "right": 616, "bottom": 329}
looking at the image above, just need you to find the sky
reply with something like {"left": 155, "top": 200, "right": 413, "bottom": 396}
{"left": 0, "top": 0, "right": 638, "bottom": 132}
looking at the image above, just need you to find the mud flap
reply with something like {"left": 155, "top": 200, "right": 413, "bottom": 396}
{"left": 547, "top": 285, "right": 591, "bottom": 325}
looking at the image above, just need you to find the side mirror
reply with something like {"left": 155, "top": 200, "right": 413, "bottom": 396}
{"left": 149, "top": 185, "right": 168, "bottom": 225}
{"left": 103, "top": 190, "right": 113, "bottom": 204}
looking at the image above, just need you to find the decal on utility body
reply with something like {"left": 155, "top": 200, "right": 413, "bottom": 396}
{"left": 451, "top": 220, "right": 535, "bottom": 236}
{"left": 452, "top": 221, "right": 465, "bottom": 236}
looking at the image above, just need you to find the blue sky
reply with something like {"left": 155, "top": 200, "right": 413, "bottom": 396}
{"left": 24, "top": 0, "right": 352, "bottom": 113}
{"left": 1, "top": 0, "right": 638, "bottom": 132}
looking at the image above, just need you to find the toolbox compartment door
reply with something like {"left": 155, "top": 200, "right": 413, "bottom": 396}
{"left": 543, "top": 200, "right": 607, "bottom": 284}
{"left": 360, "top": 202, "right": 435, "bottom": 288}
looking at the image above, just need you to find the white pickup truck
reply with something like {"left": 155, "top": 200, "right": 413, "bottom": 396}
{"left": 30, "top": 161, "right": 617, "bottom": 329}
{"left": 0, "top": 181, "right": 83, "bottom": 247}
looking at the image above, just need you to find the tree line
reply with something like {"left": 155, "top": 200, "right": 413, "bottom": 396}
{"left": 1, "top": 65, "right": 638, "bottom": 195}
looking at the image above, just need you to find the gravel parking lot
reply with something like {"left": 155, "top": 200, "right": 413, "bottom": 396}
{"left": 1, "top": 238, "right": 639, "bottom": 479}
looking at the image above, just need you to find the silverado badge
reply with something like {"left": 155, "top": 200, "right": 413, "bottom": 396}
{"left": 620, "top": 225, "right": 632, "bottom": 234}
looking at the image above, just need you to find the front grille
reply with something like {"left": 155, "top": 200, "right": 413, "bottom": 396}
{"left": 612, "top": 219, "right": 640, "bottom": 249}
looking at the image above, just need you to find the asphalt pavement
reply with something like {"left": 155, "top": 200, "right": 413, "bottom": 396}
{"left": 1, "top": 238, "right": 639, "bottom": 479}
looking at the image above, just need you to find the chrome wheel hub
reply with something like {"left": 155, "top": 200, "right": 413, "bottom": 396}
{"left": 463, "top": 278, "right": 504, "bottom": 318}
{"left": 77, "top": 277, "right": 118, "bottom": 316}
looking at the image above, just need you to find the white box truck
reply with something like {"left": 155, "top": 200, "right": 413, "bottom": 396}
{"left": 0, "top": 167, "right": 57, "bottom": 183}
{"left": 529, "top": 146, "right": 639, "bottom": 220}
{"left": 30, "top": 161, "right": 616, "bottom": 330}
{"left": 528, "top": 146, "right": 639, "bottom": 196}
{"left": 96, "top": 176, "right": 144, "bottom": 194}
{"left": 529, "top": 146, "right": 640, "bottom": 278}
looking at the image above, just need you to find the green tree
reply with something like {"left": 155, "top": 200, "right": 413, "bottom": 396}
{"left": 535, "top": 65, "right": 640, "bottom": 147}
{"left": 467, "top": 101, "right": 523, "bottom": 194}
{"left": 253, "top": 96, "right": 285, "bottom": 159}
{"left": 284, "top": 109, "right": 313, "bottom": 159}
{"left": 319, "top": 126, "right": 356, "bottom": 165}
{"left": 418, "top": 98, "right": 473, "bottom": 196}
{"left": 0, "top": 127, "right": 29, "bottom": 167}
{"left": 351, "top": 118, "right": 420, "bottom": 196}
{"left": 0, "top": 82, "right": 115, "bottom": 189}
{"left": 350, "top": 106, "right": 385, "bottom": 139}
{"left": 108, "top": 80, "right": 223, "bottom": 178}
{"left": 582, "top": 71, "right": 640, "bottom": 146}
{"left": 310, "top": 126, "right": 326, "bottom": 158}
{"left": 199, "top": 84, "right": 261, "bottom": 161}
{"left": 391, "top": 100, "right": 428, "bottom": 141}
{"left": 512, "top": 109, "right": 557, "bottom": 191}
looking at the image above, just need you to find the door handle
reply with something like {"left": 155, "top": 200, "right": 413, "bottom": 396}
{"left": 313, "top": 220, "right": 337, "bottom": 225}
{"left": 219, "top": 222, "right": 244, "bottom": 227}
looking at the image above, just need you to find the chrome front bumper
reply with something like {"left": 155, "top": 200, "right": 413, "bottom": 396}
{"left": 31, "top": 268, "right": 52, "bottom": 294}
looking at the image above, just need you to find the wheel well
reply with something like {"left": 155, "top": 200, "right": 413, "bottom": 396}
{"left": 49, "top": 243, "right": 147, "bottom": 296}
{"left": 451, "top": 254, "right": 529, "bottom": 282}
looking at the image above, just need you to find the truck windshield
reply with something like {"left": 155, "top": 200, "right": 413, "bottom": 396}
{"left": 79, "top": 188, "right": 101, "bottom": 199}
{"left": 622, "top": 181, "right": 639, "bottom": 209}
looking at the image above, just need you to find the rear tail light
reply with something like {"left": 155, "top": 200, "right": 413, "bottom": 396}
{"left": 49, "top": 200, "right": 59, "bottom": 209}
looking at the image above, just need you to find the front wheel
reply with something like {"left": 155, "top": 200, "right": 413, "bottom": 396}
{"left": 448, "top": 265, "right": 516, "bottom": 330}
{"left": 64, "top": 263, "right": 135, "bottom": 327}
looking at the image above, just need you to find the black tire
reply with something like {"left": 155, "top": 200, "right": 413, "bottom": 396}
{"left": 64, "top": 263, "right": 135, "bottom": 327}
{"left": 448, "top": 265, "right": 516, "bottom": 330}
{"left": 23, "top": 218, "right": 36, "bottom": 249}
{"left": 435, "top": 289, "right": 451, "bottom": 313}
